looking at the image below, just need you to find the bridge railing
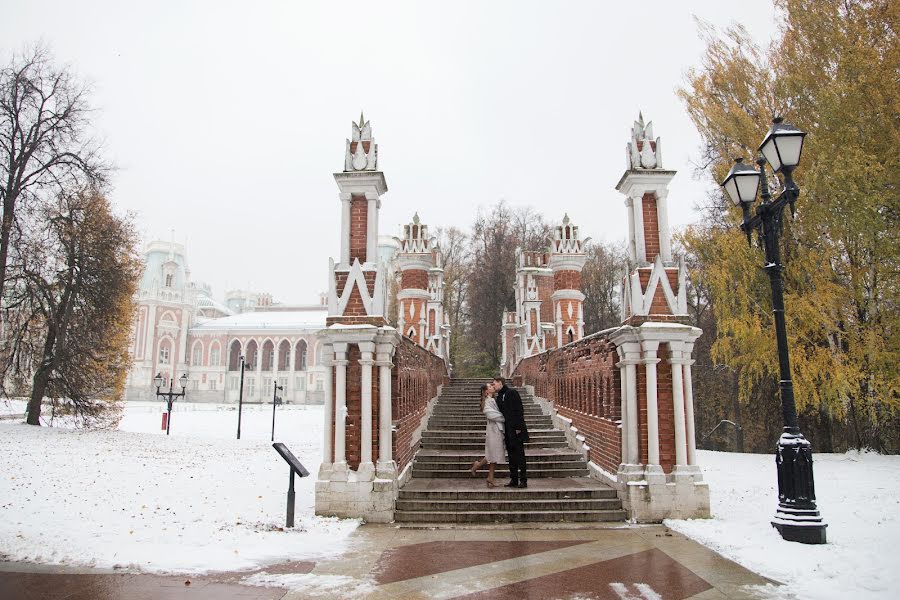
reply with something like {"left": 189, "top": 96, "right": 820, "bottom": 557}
{"left": 512, "top": 330, "right": 622, "bottom": 476}
{"left": 392, "top": 337, "right": 448, "bottom": 474}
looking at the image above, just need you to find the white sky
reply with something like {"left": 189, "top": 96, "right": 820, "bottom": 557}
{"left": 2, "top": 1, "right": 777, "bottom": 304}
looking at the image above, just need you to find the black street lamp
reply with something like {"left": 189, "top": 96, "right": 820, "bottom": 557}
{"left": 271, "top": 381, "right": 284, "bottom": 442}
{"left": 154, "top": 372, "right": 188, "bottom": 436}
{"left": 721, "top": 117, "right": 826, "bottom": 544}
{"left": 237, "top": 354, "right": 250, "bottom": 440}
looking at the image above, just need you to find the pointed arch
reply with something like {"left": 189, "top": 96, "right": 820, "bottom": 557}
{"left": 191, "top": 340, "right": 204, "bottom": 366}
{"left": 210, "top": 341, "right": 222, "bottom": 367}
{"left": 278, "top": 339, "right": 291, "bottom": 370}
{"left": 228, "top": 339, "right": 242, "bottom": 371}
{"left": 295, "top": 339, "right": 308, "bottom": 371}
{"left": 261, "top": 339, "right": 275, "bottom": 371}
{"left": 245, "top": 339, "right": 259, "bottom": 369}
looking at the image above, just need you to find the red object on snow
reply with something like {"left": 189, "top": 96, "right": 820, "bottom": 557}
{"left": 161, "top": 412, "right": 168, "bottom": 430}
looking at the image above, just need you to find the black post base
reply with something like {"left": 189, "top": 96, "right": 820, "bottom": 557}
{"left": 772, "top": 520, "right": 827, "bottom": 544}
{"left": 773, "top": 431, "right": 827, "bottom": 544}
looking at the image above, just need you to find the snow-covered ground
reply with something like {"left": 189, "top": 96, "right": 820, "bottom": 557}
{"left": 666, "top": 449, "right": 899, "bottom": 600}
{"left": 1, "top": 402, "right": 897, "bottom": 600}
{"left": 0, "top": 401, "right": 358, "bottom": 574}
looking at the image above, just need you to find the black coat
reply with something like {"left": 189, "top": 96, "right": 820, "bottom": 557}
{"left": 496, "top": 385, "right": 529, "bottom": 444}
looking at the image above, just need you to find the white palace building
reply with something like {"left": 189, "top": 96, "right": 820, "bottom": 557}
{"left": 124, "top": 240, "right": 334, "bottom": 404}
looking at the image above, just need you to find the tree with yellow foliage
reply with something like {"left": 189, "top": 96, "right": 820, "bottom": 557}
{"left": 679, "top": 0, "right": 898, "bottom": 451}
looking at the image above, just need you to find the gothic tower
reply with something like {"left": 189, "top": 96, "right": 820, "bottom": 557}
{"left": 549, "top": 214, "right": 588, "bottom": 345}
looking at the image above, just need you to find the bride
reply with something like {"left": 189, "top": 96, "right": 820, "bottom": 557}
{"left": 470, "top": 383, "right": 505, "bottom": 487}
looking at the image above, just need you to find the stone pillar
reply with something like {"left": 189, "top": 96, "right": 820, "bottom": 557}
{"left": 642, "top": 340, "right": 661, "bottom": 465}
{"left": 631, "top": 192, "right": 647, "bottom": 264}
{"left": 669, "top": 341, "right": 688, "bottom": 468}
{"left": 365, "top": 192, "right": 379, "bottom": 264}
{"left": 357, "top": 341, "right": 376, "bottom": 481}
{"left": 376, "top": 342, "right": 396, "bottom": 478}
{"left": 340, "top": 193, "right": 351, "bottom": 265}
{"left": 683, "top": 354, "right": 697, "bottom": 466}
{"left": 320, "top": 343, "right": 334, "bottom": 470}
{"left": 331, "top": 342, "right": 349, "bottom": 481}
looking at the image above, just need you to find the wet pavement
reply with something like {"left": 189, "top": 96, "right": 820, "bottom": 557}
{"left": 0, "top": 524, "right": 776, "bottom": 599}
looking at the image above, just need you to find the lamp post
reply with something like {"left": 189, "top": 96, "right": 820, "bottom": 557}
{"left": 271, "top": 381, "right": 284, "bottom": 442}
{"left": 721, "top": 117, "right": 826, "bottom": 544}
{"left": 237, "top": 354, "right": 251, "bottom": 440}
{"left": 154, "top": 372, "right": 188, "bottom": 436}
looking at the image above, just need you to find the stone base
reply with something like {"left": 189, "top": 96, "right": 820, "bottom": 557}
{"left": 315, "top": 476, "right": 396, "bottom": 523}
{"left": 619, "top": 464, "right": 710, "bottom": 523}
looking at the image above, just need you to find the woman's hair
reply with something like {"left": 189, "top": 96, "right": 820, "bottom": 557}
{"left": 480, "top": 383, "right": 490, "bottom": 411}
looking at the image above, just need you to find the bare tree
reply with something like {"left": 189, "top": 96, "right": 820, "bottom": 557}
{"left": 433, "top": 226, "right": 471, "bottom": 367}
{"left": 0, "top": 43, "right": 108, "bottom": 305}
{"left": 10, "top": 190, "right": 140, "bottom": 426}
{"left": 463, "top": 201, "right": 550, "bottom": 375}
{"left": 581, "top": 240, "right": 626, "bottom": 334}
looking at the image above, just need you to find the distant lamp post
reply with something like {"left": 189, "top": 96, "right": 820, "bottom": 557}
{"left": 154, "top": 372, "right": 188, "bottom": 436}
{"left": 271, "top": 382, "right": 284, "bottom": 442}
{"left": 237, "top": 354, "right": 250, "bottom": 440}
{"left": 721, "top": 117, "right": 826, "bottom": 544}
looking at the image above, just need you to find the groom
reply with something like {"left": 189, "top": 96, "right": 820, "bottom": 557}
{"left": 492, "top": 376, "right": 528, "bottom": 488}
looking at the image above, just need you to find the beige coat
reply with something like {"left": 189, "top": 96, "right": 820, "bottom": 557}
{"left": 483, "top": 396, "right": 506, "bottom": 464}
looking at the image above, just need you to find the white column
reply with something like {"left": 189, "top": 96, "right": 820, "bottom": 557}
{"left": 625, "top": 359, "right": 639, "bottom": 464}
{"left": 331, "top": 342, "right": 349, "bottom": 480}
{"left": 631, "top": 192, "right": 646, "bottom": 264}
{"left": 376, "top": 342, "right": 396, "bottom": 477}
{"left": 340, "top": 193, "right": 352, "bottom": 265}
{"left": 321, "top": 343, "right": 334, "bottom": 467}
{"left": 624, "top": 198, "right": 637, "bottom": 263}
{"left": 617, "top": 342, "right": 641, "bottom": 465}
{"left": 669, "top": 342, "right": 688, "bottom": 467}
{"left": 358, "top": 341, "right": 376, "bottom": 480}
{"left": 656, "top": 190, "right": 673, "bottom": 262}
{"left": 642, "top": 340, "right": 661, "bottom": 466}
{"left": 365, "top": 191, "right": 379, "bottom": 264}
{"left": 683, "top": 355, "right": 697, "bottom": 466}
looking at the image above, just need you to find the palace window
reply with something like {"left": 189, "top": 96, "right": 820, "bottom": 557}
{"left": 209, "top": 379, "right": 217, "bottom": 391}
{"left": 210, "top": 346, "right": 220, "bottom": 367}
{"left": 247, "top": 377, "right": 256, "bottom": 397}
{"left": 159, "top": 343, "right": 171, "bottom": 365}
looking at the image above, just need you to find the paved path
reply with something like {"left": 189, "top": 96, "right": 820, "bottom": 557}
{"left": 0, "top": 524, "right": 776, "bottom": 599}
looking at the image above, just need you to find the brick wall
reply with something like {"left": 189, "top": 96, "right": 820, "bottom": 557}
{"left": 512, "top": 333, "right": 622, "bottom": 475}
{"left": 538, "top": 274, "right": 555, "bottom": 323}
{"left": 392, "top": 338, "right": 448, "bottom": 473}
{"left": 642, "top": 193, "right": 660, "bottom": 262}
{"left": 553, "top": 270, "right": 582, "bottom": 290}
{"left": 349, "top": 194, "right": 368, "bottom": 263}
{"left": 401, "top": 269, "right": 428, "bottom": 290}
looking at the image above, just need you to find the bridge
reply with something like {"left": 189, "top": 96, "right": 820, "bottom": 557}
{"left": 315, "top": 113, "right": 709, "bottom": 524}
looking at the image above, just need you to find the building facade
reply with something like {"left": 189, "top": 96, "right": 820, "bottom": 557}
{"left": 125, "top": 240, "right": 329, "bottom": 404}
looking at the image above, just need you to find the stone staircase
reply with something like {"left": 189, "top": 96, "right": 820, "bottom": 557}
{"left": 394, "top": 378, "right": 626, "bottom": 524}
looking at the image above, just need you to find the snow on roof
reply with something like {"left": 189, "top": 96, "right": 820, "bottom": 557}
{"left": 197, "top": 295, "right": 234, "bottom": 316}
{"left": 190, "top": 308, "right": 327, "bottom": 332}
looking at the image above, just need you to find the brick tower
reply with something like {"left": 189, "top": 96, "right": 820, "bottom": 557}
{"left": 394, "top": 214, "right": 432, "bottom": 346}
{"left": 609, "top": 113, "right": 707, "bottom": 521}
{"left": 549, "top": 214, "right": 588, "bottom": 346}
{"left": 317, "top": 114, "right": 401, "bottom": 522}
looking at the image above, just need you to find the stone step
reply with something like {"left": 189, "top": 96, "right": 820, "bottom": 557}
{"left": 394, "top": 509, "right": 626, "bottom": 523}
{"left": 412, "top": 466, "right": 590, "bottom": 478}
{"left": 426, "top": 417, "right": 553, "bottom": 431}
{"left": 395, "top": 497, "right": 623, "bottom": 512}
{"left": 414, "top": 451, "right": 583, "bottom": 463}
{"left": 399, "top": 488, "right": 618, "bottom": 501}
{"left": 421, "top": 430, "right": 565, "bottom": 439}
{"left": 422, "top": 440, "right": 569, "bottom": 454}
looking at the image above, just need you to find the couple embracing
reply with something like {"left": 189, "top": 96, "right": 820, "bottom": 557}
{"left": 470, "top": 377, "right": 529, "bottom": 488}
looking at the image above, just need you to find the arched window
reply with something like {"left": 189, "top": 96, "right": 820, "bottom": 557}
{"left": 159, "top": 339, "right": 172, "bottom": 364}
{"left": 261, "top": 340, "right": 275, "bottom": 371}
{"left": 228, "top": 340, "right": 242, "bottom": 371}
{"left": 210, "top": 342, "right": 221, "bottom": 367}
{"left": 245, "top": 340, "right": 258, "bottom": 370}
{"left": 278, "top": 340, "right": 291, "bottom": 370}
{"left": 295, "top": 340, "right": 308, "bottom": 371}
{"left": 191, "top": 341, "right": 203, "bottom": 366}
{"left": 567, "top": 328, "right": 574, "bottom": 344}
{"left": 165, "top": 273, "right": 173, "bottom": 288}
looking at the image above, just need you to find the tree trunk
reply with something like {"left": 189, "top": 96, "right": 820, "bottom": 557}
{"left": 26, "top": 362, "right": 52, "bottom": 425}
{"left": 0, "top": 193, "right": 14, "bottom": 303}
